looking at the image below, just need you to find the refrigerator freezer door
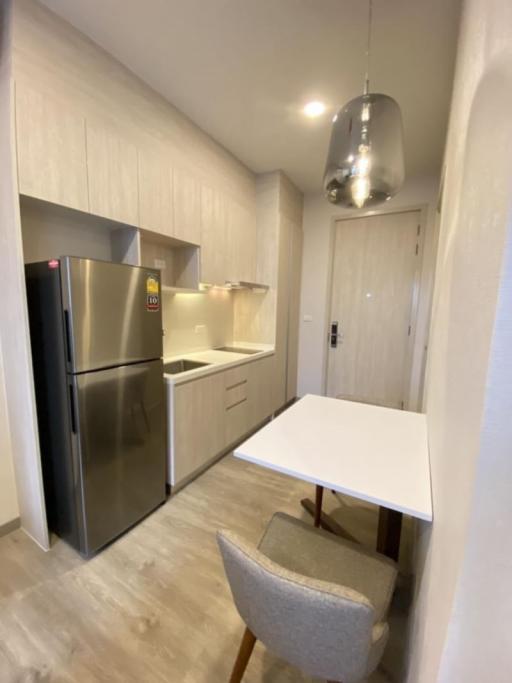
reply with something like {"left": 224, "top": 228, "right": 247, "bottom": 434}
{"left": 73, "top": 359, "right": 166, "bottom": 556}
{"left": 62, "top": 257, "right": 163, "bottom": 373}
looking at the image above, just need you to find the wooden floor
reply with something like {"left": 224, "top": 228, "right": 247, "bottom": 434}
{"left": 0, "top": 454, "right": 410, "bottom": 682}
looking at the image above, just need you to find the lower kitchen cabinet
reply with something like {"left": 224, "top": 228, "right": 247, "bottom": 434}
{"left": 168, "top": 356, "right": 274, "bottom": 490}
{"left": 224, "top": 364, "right": 250, "bottom": 446}
{"left": 170, "top": 371, "right": 225, "bottom": 487}
{"left": 247, "top": 356, "right": 274, "bottom": 426}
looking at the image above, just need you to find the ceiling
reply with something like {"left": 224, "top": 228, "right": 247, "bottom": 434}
{"left": 39, "top": 0, "right": 461, "bottom": 194}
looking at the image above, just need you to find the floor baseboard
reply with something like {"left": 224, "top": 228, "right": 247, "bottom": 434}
{"left": 0, "top": 517, "right": 21, "bottom": 538}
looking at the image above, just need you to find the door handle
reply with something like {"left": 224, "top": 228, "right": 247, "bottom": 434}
{"left": 330, "top": 321, "right": 343, "bottom": 348}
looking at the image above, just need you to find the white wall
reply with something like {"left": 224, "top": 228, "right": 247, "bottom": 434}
{"left": 406, "top": 0, "right": 512, "bottom": 680}
{"left": 297, "top": 175, "right": 439, "bottom": 408}
{"left": 0, "top": 341, "right": 19, "bottom": 529}
{"left": 439, "top": 222, "right": 512, "bottom": 681}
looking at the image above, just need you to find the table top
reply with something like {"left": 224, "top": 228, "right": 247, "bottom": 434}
{"left": 235, "top": 394, "right": 432, "bottom": 521}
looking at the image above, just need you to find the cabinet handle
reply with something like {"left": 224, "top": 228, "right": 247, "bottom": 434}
{"left": 226, "top": 397, "right": 247, "bottom": 411}
{"left": 225, "top": 379, "right": 247, "bottom": 390}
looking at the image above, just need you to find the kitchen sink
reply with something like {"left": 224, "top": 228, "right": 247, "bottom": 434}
{"left": 215, "top": 346, "right": 259, "bottom": 355}
{"left": 163, "top": 359, "right": 210, "bottom": 374}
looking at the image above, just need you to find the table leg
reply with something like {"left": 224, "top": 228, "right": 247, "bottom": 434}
{"left": 314, "top": 485, "right": 324, "bottom": 527}
{"left": 301, "top": 487, "right": 359, "bottom": 543}
{"left": 377, "top": 507, "right": 403, "bottom": 561}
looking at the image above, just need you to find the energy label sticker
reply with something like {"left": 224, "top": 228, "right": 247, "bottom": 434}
{"left": 146, "top": 275, "right": 160, "bottom": 312}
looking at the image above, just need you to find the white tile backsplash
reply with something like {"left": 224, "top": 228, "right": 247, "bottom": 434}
{"left": 162, "top": 288, "right": 234, "bottom": 357}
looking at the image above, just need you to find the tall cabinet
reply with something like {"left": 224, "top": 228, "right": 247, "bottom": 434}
{"left": 274, "top": 198, "right": 304, "bottom": 408}
{"left": 283, "top": 216, "right": 304, "bottom": 402}
{"left": 233, "top": 171, "right": 304, "bottom": 413}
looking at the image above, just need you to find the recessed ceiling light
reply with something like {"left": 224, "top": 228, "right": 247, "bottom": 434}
{"left": 303, "top": 101, "right": 326, "bottom": 118}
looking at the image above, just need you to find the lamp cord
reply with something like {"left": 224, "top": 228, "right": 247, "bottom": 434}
{"left": 364, "top": 0, "right": 373, "bottom": 95}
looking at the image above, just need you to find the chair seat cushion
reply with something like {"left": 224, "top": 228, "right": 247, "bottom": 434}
{"left": 258, "top": 512, "right": 397, "bottom": 622}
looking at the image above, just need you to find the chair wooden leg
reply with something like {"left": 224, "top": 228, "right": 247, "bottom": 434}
{"left": 314, "top": 485, "right": 324, "bottom": 528}
{"left": 229, "top": 626, "right": 257, "bottom": 683}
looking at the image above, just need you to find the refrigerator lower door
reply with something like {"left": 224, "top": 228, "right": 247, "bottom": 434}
{"left": 73, "top": 359, "right": 166, "bottom": 556}
{"left": 61, "top": 257, "right": 163, "bottom": 373}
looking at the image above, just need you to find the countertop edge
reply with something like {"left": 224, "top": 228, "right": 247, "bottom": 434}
{"left": 164, "top": 348, "right": 275, "bottom": 386}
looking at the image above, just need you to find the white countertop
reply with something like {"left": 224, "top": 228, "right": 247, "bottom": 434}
{"left": 163, "top": 342, "right": 274, "bottom": 385}
{"left": 235, "top": 394, "right": 432, "bottom": 521}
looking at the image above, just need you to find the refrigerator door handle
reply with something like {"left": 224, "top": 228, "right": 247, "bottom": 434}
{"left": 68, "top": 381, "right": 78, "bottom": 434}
{"left": 64, "top": 309, "right": 73, "bottom": 366}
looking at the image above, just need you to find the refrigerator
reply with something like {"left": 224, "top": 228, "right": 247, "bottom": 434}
{"left": 26, "top": 256, "right": 167, "bottom": 557}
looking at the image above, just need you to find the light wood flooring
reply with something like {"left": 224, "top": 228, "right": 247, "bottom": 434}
{"left": 0, "top": 454, "right": 412, "bottom": 682}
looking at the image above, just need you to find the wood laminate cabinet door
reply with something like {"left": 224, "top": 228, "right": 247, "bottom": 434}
{"left": 16, "top": 84, "right": 89, "bottom": 212}
{"left": 86, "top": 120, "right": 139, "bottom": 226}
{"left": 172, "top": 372, "right": 225, "bottom": 487}
{"left": 271, "top": 215, "right": 292, "bottom": 411}
{"left": 247, "top": 357, "right": 274, "bottom": 427}
{"left": 224, "top": 364, "right": 250, "bottom": 446}
{"left": 286, "top": 220, "right": 303, "bottom": 401}
{"left": 226, "top": 199, "right": 257, "bottom": 283}
{"left": 173, "top": 167, "right": 201, "bottom": 245}
{"left": 200, "top": 184, "right": 226, "bottom": 285}
{"left": 138, "top": 146, "right": 173, "bottom": 236}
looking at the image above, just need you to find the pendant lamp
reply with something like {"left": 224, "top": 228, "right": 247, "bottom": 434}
{"left": 323, "top": 0, "right": 404, "bottom": 208}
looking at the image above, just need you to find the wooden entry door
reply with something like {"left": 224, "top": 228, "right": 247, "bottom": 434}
{"left": 326, "top": 210, "right": 422, "bottom": 409}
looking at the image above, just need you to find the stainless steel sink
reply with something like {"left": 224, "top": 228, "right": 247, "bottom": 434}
{"left": 215, "top": 346, "right": 259, "bottom": 355}
{"left": 163, "top": 359, "right": 210, "bottom": 374}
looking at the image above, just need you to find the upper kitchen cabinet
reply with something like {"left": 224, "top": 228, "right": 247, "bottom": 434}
{"left": 138, "top": 145, "right": 174, "bottom": 237}
{"left": 172, "top": 166, "right": 201, "bottom": 245}
{"left": 15, "top": 84, "right": 89, "bottom": 213}
{"left": 200, "top": 184, "right": 227, "bottom": 285}
{"left": 226, "top": 198, "right": 257, "bottom": 283}
{"left": 86, "top": 119, "right": 139, "bottom": 227}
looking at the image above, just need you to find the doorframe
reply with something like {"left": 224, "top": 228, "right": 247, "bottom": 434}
{"left": 322, "top": 203, "right": 431, "bottom": 410}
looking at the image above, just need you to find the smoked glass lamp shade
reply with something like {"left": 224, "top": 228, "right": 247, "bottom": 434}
{"left": 323, "top": 93, "right": 405, "bottom": 208}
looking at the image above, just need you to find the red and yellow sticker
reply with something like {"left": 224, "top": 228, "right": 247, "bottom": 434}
{"left": 146, "top": 275, "right": 160, "bottom": 312}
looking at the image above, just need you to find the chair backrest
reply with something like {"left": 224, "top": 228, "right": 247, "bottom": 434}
{"left": 217, "top": 529, "right": 377, "bottom": 683}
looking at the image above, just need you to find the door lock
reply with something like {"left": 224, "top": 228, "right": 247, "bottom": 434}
{"left": 330, "top": 321, "right": 343, "bottom": 348}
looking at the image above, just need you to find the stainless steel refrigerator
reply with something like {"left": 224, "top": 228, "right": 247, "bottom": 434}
{"left": 26, "top": 257, "right": 167, "bottom": 557}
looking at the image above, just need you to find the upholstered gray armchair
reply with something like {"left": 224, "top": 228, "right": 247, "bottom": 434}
{"left": 218, "top": 512, "right": 397, "bottom": 683}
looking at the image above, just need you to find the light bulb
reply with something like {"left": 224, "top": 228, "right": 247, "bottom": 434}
{"left": 354, "top": 144, "right": 371, "bottom": 175}
{"left": 303, "top": 101, "right": 326, "bottom": 118}
{"left": 352, "top": 176, "right": 371, "bottom": 208}
{"left": 350, "top": 143, "right": 372, "bottom": 207}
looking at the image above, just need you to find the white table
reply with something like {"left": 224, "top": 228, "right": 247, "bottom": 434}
{"left": 234, "top": 394, "right": 432, "bottom": 559}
